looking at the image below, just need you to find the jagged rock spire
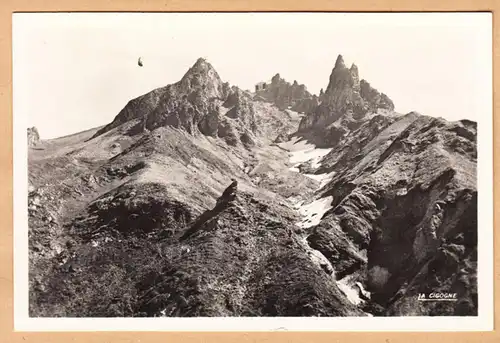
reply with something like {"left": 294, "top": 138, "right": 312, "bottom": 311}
{"left": 299, "top": 53, "right": 395, "bottom": 131}
{"left": 28, "top": 127, "right": 40, "bottom": 147}
{"left": 335, "top": 54, "right": 346, "bottom": 69}
{"left": 324, "top": 54, "right": 355, "bottom": 97}
{"left": 271, "top": 73, "right": 281, "bottom": 84}
{"left": 350, "top": 63, "right": 360, "bottom": 92}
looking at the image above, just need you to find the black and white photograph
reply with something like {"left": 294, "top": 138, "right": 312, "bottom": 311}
{"left": 13, "top": 12, "right": 493, "bottom": 331}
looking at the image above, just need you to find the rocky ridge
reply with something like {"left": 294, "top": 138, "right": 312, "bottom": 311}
{"left": 254, "top": 73, "right": 319, "bottom": 114}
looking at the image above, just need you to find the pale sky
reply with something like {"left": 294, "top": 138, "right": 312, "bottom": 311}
{"left": 13, "top": 12, "right": 492, "bottom": 139}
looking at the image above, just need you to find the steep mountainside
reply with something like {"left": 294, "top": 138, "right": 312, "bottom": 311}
{"left": 28, "top": 55, "right": 477, "bottom": 317}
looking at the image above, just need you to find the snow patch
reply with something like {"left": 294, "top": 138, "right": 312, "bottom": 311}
{"left": 396, "top": 187, "right": 408, "bottom": 196}
{"left": 289, "top": 147, "right": 332, "bottom": 168}
{"left": 337, "top": 277, "right": 362, "bottom": 305}
{"left": 294, "top": 196, "right": 333, "bottom": 228}
{"left": 281, "top": 138, "right": 332, "bottom": 172}
{"left": 355, "top": 281, "right": 371, "bottom": 300}
{"left": 278, "top": 136, "right": 311, "bottom": 152}
{"left": 302, "top": 171, "right": 335, "bottom": 188}
{"left": 336, "top": 275, "right": 371, "bottom": 306}
{"left": 287, "top": 196, "right": 302, "bottom": 205}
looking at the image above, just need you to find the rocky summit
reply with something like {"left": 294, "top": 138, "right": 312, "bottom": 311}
{"left": 254, "top": 73, "right": 319, "bottom": 114}
{"left": 298, "top": 55, "right": 395, "bottom": 147}
{"left": 28, "top": 55, "right": 477, "bottom": 318}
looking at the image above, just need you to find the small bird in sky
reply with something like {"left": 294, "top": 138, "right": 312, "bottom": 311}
{"left": 138, "top": 57, "right": 143, "bottom": 67}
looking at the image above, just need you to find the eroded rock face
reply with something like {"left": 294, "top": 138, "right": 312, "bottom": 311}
{"left": 359, "top": 80, "right": 394, "bottom": 113}
{"left": 255, "top": 73, "right": 319, "bottom": 113}
{"left": 304, "top": 112, "right": 477, "bottom": 316}
{"left": 28, "top": 127, "right": 40, "bottom": 147}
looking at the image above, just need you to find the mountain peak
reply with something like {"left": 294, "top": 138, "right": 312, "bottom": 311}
{"left": 324, "top": 54, "right": 354, "bottom": 96}
{"left": 183, "top": 57, "right": 218, "bottom": 77}
{"left": 192, "top": 57, "right": 210, "bottom": 69}
{"left": 335, "top": 54, "right": 346, "bottom": 69}
{"left": 299, "top": 55, "right": 395, "bottom": 132}
{"left": 179, "top": 57, "right": 224, "bottom": 98}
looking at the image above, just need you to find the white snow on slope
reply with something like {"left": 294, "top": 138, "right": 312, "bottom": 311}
{"left": 337, "top": 275, "right": 371, "bottom": 306}
{"left": 356, "top": 281, "right": 371, "bottom": 300}
{"left": 283, "top": 135, "right": 373, "bottom": 312}
{"left": 337, "top": 277, "right": 362, "bottom": 305}
{"left": 302, "top": 171, "right": 335, "bottom": 188}
{"left": 289, "top": 147, "right": 332, "bottom": 168}
{"left": 278, "top": 136, "right": 308, "bottom": 150}
{"left": 278, "top": 137, "right": 333, "bottom": 171}
{"left": 301, "top": 236, "right": 372, "bottom": 308}
{"left": 294, "top": 196, "right": 333, "bottom": 228}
